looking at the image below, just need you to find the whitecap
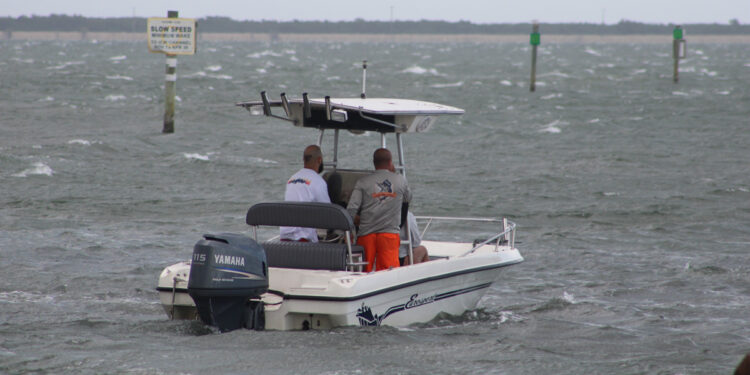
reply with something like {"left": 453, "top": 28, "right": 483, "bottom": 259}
{"left": 584, "top": 47, "right": 602, "bottom": 56}
{"left": 401, "top": 65, "right": 439, "bottom": 75}
{"left": 175, "top": 96, "right": 182, "bottom": 102}
{"left": 587, "top": 118, "right": 600, "bottom": 124}
{"left": 106, "top": 75, "right": 133, "bottom": 81}
{"left": 541, "top": 93, "right": 562, "bottom": 100}
{"left": 184, "top": 71, "right": 207, "bottom": 78}
{"left": 206, "top": 65, "right": 222, "bottom": 72}
{"left": 256, "top": 68, "right": 267, "bottom": 74}
{"left": 540, "top": 126, "right": 561, "bottom": 134}
{"left": 716, "top": 91, "right": 730, "bottom": 95}
{"left": 68, "top": 139, "right": 91, "bottom": 146}
{"left": 210, "top": 74, "right": 233, "bottom": 80}
{"left": 183, "top": 153, "right": 210, "bottom": 161}
{"left": 672, "top": 91, "right": 690, "bottom": 97}
{"left": 250, "top": 157, "right": 278, "bottom": 164}
{"left": 603, "top": 191, "right": 619, "bottom": 196}
{"left": 700, "top": 68, "right": 717, "bottom": 77}
{"left": 109, "top": 55, "right": 127, "bottom": 61}
{"left": 429, "top": 81, "right": 463, "bottom": 88}
{"left": 243, "top": 141, "right": 255, "bottom": 145}
{"left": 289, "top": 56, "right": 299, "bottom": 62}
{"left": 47, "top": 61, "right": 85, "bottom": 70}
{"left": 500, "top": 80, "right": 513, "bottom": 86}
{"left": 632, "top": 69, "right": 647, "bottom": 75}
{"left": 105, "top": 95, "right": 127, "bottom": 101}
{"left": 541, "top": 71, "right": 570, "bottom": 78}
{"left": 247, "top": 50, "right": 282, "bottom": 59}
{"left": 693, "top": 49, "right": 704, "bottom": 55}
{"left": 283, "top": 49, "right": 296, "bottom": 55}
{"left": 13, "top": 162, "right": 54, "bottom": 177}
{"left": 562, "top": 291, "right": 576, "bottom": 303}
{"left": 39, "top": 96, "right": 55, "bottom": 102}
{"left": 540, "top": 120, "right": 563, "bottom": 133}
{"left": 326, "top": 76, "right": 341, "bottom": 81}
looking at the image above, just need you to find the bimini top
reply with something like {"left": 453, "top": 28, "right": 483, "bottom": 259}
{"left": 236, "top": 92, "right": 464, "bottom": 134}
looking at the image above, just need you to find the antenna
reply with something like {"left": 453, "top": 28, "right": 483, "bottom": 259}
{"left": 361, "top": 60, "right": 367, "bottom": 99}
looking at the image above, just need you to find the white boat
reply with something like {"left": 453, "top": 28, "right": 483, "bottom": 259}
{"left": 157, "top": 88, "right": 524, "bottom": 331}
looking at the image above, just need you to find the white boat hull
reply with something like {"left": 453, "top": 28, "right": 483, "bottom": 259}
{"left": 158, "top": 242, "right": 522, "bottom": 330}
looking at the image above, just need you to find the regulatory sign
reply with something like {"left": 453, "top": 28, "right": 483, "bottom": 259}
{"left": 147, "top": 17, "right": 197, "bottom": 55}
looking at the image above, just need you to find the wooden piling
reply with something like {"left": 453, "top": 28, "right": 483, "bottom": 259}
{"left": 163, "top": 10, "right": 178, "bottom": 134}
{"left": 530, "top": 23, "right": 540, "bottom": 92}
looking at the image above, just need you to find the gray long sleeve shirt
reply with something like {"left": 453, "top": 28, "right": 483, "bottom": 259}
{"left": 347, "top": 169, "right": 411, "bottom": 237}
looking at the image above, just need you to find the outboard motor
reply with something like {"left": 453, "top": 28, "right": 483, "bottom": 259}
{"left": 187, "top": 233, "right": 268, "bottom": 332}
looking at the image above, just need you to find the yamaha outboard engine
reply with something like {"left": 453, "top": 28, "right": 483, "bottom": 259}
{"left": 187, "top": 233, "right": 268, "bottom": 332}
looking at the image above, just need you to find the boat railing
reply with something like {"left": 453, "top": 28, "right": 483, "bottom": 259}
{"left": 414, "top": 216, "right": 516, "bottom": 256}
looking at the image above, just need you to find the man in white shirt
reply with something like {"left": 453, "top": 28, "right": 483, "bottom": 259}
{"left": 280, "top": 145, "right": 330, "bottom": 242}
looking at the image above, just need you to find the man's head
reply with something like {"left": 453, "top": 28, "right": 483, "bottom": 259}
{"left": 373, "top": 148, "right": 393, "bottom": 171}
{"left": 303, "top": 145, "right": 324, "bottom": 173}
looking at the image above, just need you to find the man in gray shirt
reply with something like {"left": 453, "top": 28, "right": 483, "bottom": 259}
{"left": 347, "top": 148, "right": 411, "bottom": 272}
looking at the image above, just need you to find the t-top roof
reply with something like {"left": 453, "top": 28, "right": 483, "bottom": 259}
{"left": 307, "top": 98, "right": 464, "bottom": 116}
{"left": 237, "top": 94, "right": 465, "bottom": 133}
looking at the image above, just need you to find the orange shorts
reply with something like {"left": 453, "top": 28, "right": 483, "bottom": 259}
{"left": 357, "top": 232, "right": 400, "bottom": 272}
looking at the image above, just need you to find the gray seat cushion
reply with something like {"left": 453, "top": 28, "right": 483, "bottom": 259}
{"left": 262, "top": 240, "right": 364, "bottom": 271}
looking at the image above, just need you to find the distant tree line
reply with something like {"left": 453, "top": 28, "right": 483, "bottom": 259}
{"left": 1, "top": 14, "right": 748, "bottom": 35}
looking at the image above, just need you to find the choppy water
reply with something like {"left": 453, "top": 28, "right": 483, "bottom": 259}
{"left": 1, "top": 39, "right": 749, "bottom": 374}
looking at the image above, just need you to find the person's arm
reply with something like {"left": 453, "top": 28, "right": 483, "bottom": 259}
{"left": 346, "top": 182, "right": 362, "bottom": 220}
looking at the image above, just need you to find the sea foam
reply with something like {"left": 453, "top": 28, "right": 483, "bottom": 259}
{"left": 14, "top": 162, "right": 54, "bottom": 177}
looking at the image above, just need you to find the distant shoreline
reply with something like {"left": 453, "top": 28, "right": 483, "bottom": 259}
{"left": 4, "top": 31, "right": 750, "bottom": 44}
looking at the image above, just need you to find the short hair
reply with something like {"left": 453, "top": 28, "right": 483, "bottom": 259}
{"left": 373, "top": 148, "right": 392, "bottom": 167}
{"left": 303, "top": 145, "right": 322, "bottom": 163}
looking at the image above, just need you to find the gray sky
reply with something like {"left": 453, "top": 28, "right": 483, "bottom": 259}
{"left": 4, "top": 0, "right": 748, "bottom": 24}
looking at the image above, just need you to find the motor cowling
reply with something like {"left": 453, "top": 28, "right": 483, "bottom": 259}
{"left": 187, "top": 233, "right": 268, "bottom": 332}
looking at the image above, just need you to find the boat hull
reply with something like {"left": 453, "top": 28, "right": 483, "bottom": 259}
{"left": 158, "top": 245, "right": 522, "bottom": 330}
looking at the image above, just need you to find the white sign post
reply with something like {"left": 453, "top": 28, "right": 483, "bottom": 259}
{"left": 147, "top": 11, "right": 196, "bottom": 133}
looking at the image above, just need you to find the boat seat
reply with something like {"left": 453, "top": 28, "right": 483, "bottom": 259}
{"left": 246, "top": 201, "right": 365, "bottom": 271}
{"left": 262, "top": 240, "right": 364, "bottom": 271}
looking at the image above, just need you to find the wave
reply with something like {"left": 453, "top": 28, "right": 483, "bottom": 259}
{"left": 430, "top": 81, "right": 463, "bottom": 88}
{"left": 541, "top": 93, "right": 563, "bottom": 100}
{"left": 500, "top": 80, "right": 513, "bottom": 86}
{"left": 0, "top": 291, "right": 55, "bottom": 304}
{"left": 247, "top": 50, "right": 283, "bottom": 59}
{"left": 13, "top": 162, "right": 54, "bottom": 177}
{"left": 205, "top": 65, "right": 222, "bottom": 72}
{"left": 47, "top": 61, "right": 85, "bottom": 70}
{"left": 183, "top": 153, "right": 211, "bottom": 161}
{"left": 105, "top": 94, "right": 127, "bottom": 102}
{"left": 584, "top": 47, "right": 602, "bottom": 56}
{"left": 108, "top": 55, "right": 127, "bottom": 61}
{"left": 68, "top": 139, "right": 91, "bottom": 146}
{"left": 540, "top": 119, "right": 565, "bottom": 133}
{"left": 401, "top": 65, "right": 440, "bottom": 75}
{"left": 106, "top": 75, "right": 133, "bottom": 81}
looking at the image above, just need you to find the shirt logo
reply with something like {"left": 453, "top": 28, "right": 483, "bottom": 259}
{"left": 288, "top": 178, "right": 311, "bottom": 185}
{"left": 372, "top": 179, "right": 397, "bottom": 201}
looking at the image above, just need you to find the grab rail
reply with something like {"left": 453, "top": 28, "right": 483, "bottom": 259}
{"left": 413, "top": 216, "right": 516, "bottom": 256}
